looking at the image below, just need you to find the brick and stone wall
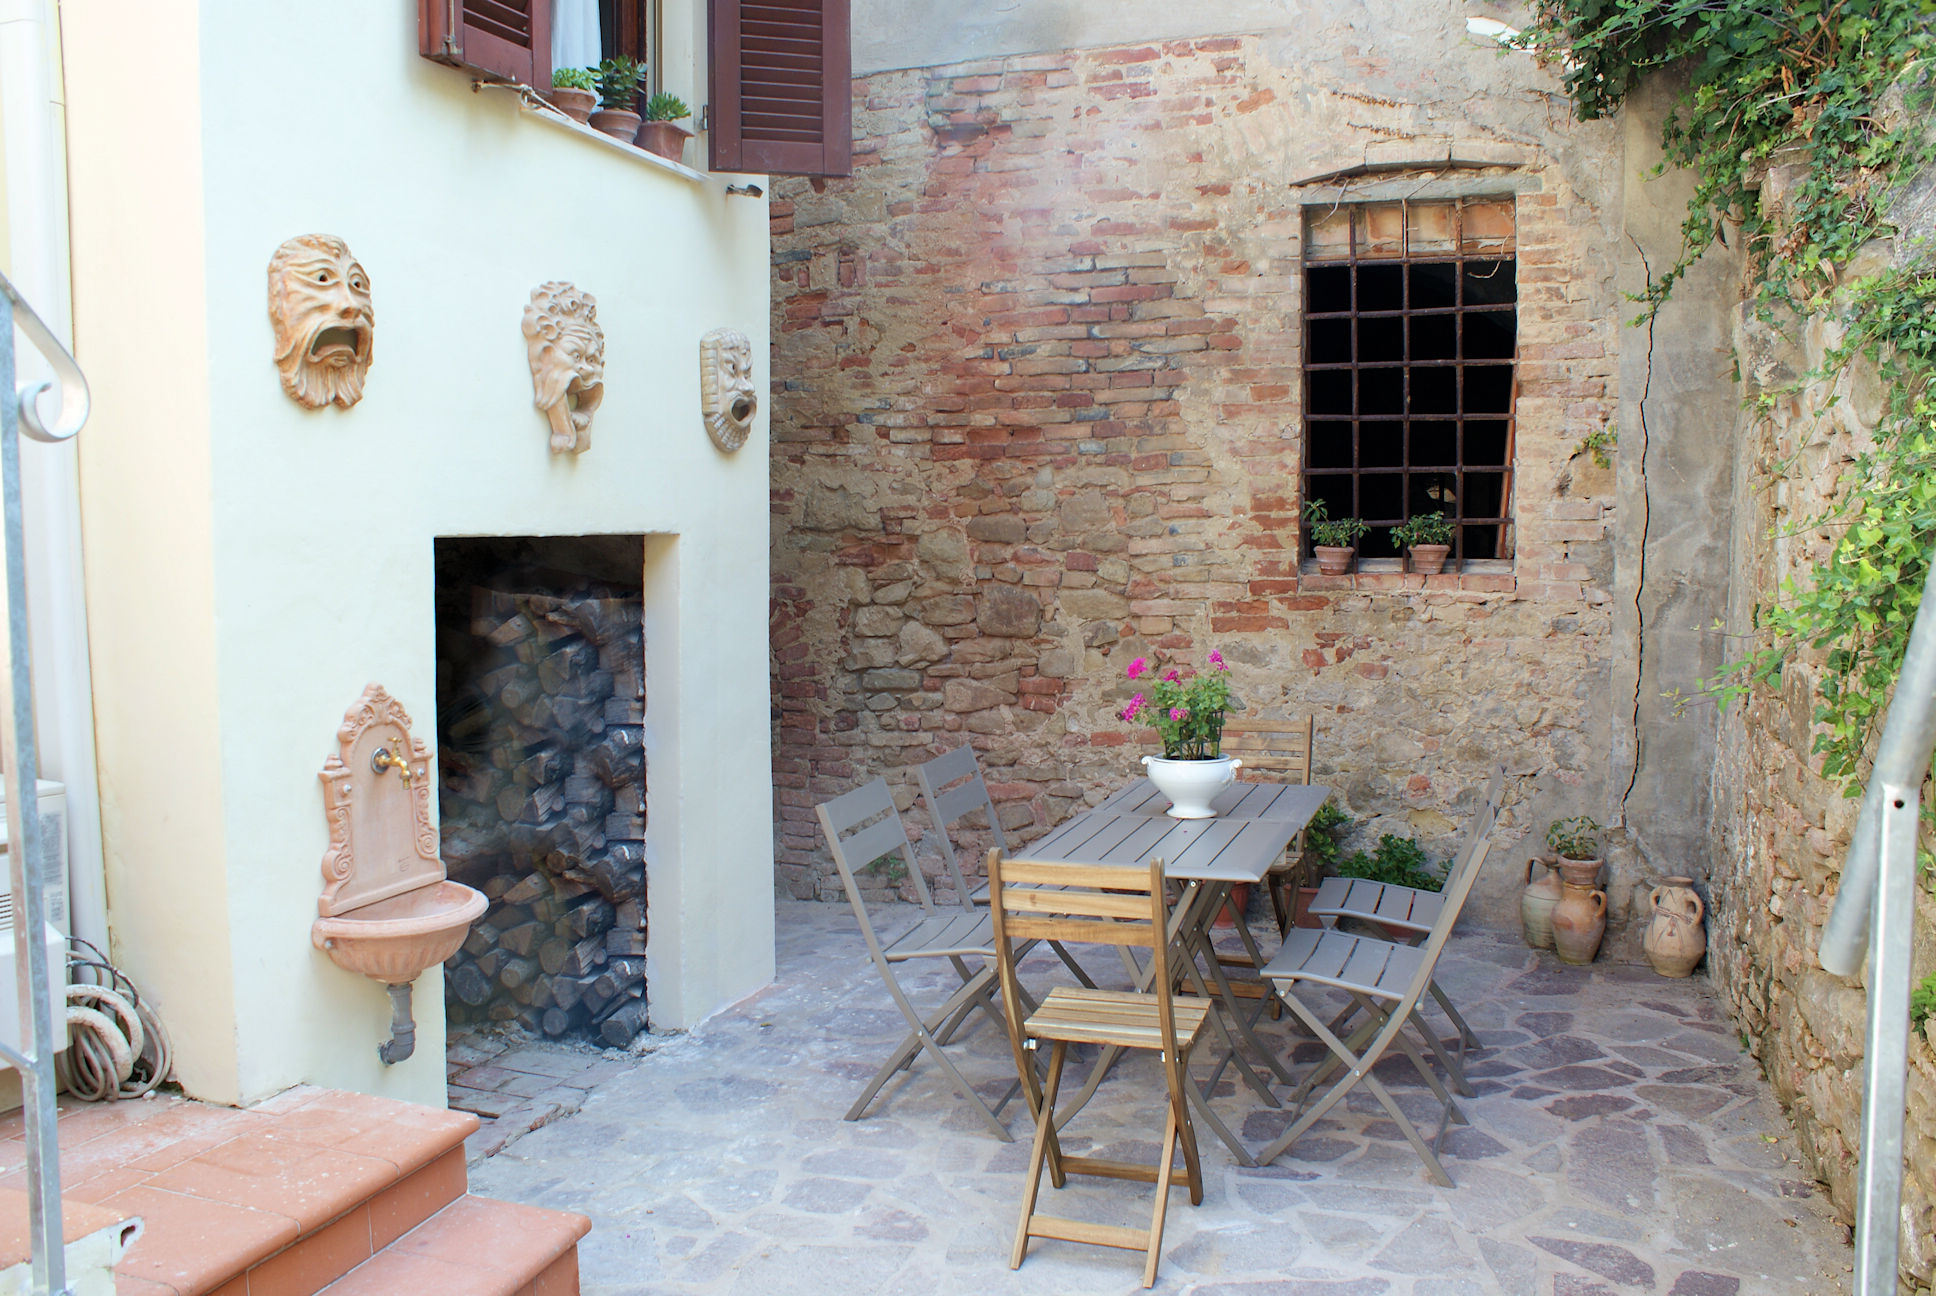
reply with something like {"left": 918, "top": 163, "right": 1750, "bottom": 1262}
{"left": 770, "top": 31, "right": 1633, "bottom": 911}
{"left": 1710, "top": 183, "right": 1936, "bottom": 1284}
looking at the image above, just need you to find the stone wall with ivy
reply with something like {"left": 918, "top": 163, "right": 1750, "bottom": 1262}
{"left": 1709, "top": 178, "right": 1936, "bottom": 1290}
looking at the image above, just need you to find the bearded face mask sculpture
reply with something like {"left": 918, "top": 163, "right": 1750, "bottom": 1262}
{"left": 699, "top": 328, "right": 757, "bottom": 453}
{"left": 267, "top": 235, "right": 375, "bottom": 410}
{"left": 523, "top": 283, "right": 606, "bottom": 455}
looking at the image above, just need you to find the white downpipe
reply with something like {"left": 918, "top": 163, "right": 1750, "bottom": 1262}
{"left": 0, "top": 0, "right": 111, "bottom": 956}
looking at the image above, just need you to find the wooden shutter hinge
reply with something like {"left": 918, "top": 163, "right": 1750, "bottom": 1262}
{"left": 698, "top": 104, "right": 710, "bottom": 133}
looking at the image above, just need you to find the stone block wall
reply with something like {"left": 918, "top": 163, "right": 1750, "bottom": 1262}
{"left": 1711, "top": 215, "right": 1936, "bottom": 1286}
{"left": 770, "top": 28, "right": 1634, "bottom": 911}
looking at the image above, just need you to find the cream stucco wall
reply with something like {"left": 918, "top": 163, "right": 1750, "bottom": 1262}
{"left": 62, "top": 0, "right": 774, "bottom": 1106}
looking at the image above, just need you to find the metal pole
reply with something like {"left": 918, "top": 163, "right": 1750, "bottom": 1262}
{"left": 1854, "top": 781, "right": 1918, "bottom": 1293}
{"left": 1, "top": 272, "right": 83, "bottom": 1296}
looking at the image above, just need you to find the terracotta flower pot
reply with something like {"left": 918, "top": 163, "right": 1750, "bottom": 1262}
{"left": 1643, "top": 876, "right": 1707, "bottom": 977}
{"left": 1314, "top": 545, "right": 1355, "bottom": 576}
{"left": 1293, "top": 884, "right": 1323, "bottom": 930}
{"left": 1212, "top": 882, "right": 1253, "bottom": 928}
{"left": 588, "top": 107, "right": 642, "bottom": 141}
{"left": 546, "top": 87, "right": 597, "bottom": 123}
{"left": 1408, "top": 544, "right": 1450, "bottom": 575}
{"left": 635, "top": 120, "right": 693, "bottom": 163}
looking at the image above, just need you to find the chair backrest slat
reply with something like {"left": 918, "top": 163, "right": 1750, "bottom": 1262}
{"left": 917, "top": 745, "right": 1006, "bottom": 911}
{"left": 1003, "top": 914, "right": 1157, "bottom": 947}
{"left": 1221, "top": 716, "right": 1314, "bottom": 783}
{"left": 815, "top": 778, "right": 935, "bottom": 956}
{"left": 1003, "top": 887, "right": 1150, "bottom": 920}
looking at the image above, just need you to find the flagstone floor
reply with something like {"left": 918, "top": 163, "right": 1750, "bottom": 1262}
{"left": 469, "top": 901, "right": 1852, "bottom": 1295}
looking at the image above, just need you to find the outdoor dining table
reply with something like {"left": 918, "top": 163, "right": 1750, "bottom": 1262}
{"left": 1018, "top": 779, "right": 1332, "bottom": 1165}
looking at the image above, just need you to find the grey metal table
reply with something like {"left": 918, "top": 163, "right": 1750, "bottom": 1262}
{"left": 1021, "top": 783, "right": 1331, "bottom": 1164}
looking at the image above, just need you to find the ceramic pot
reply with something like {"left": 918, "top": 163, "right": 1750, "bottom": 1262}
{"left": 1556, "top": 854, "right": 1603, "bottom": 891}
{"left": 1521, "top": 855, "right": 1562, "bottom": 950}
{"left": 1141, "top": 754, "right": 1241, "bottom": 819}
{"left": 1293, "top": 885, "right": 1322, "bottom": 930}
{"left": 1314, "top": 545, "right": 1355, "bottom": 576}
{"left": 546, "top": 87, "right": 597, "bottom": 123}
{"left": 589, "top": 107, "right": 642, "bottom": 141}
{"left": 1212, "top": 882, "right": 1253, "bottom": 928}
{"left": 1408, "top": 544, "right": 1450, "bottom": 576}
{"left": 1551, "top": 881, "right": 1606, "bottom": 965}
{"left": 1643, "top": 876, "right": 1707, "bottom": 977}
{"left": 635, "top": 120, "right": 693, "bottom": 162}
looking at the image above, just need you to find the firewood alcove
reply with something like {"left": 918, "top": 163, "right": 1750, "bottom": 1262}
{"left": 434, "top": 536, "right": 649, "bottom": 1047}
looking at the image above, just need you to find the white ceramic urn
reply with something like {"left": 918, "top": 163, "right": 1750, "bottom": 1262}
{"left": 1141, "top": 754, "right": 1242, "bottom": 819}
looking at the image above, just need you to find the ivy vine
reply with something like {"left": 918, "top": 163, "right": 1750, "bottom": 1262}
{"left": 1509, "top": 0, "right": 1936, "bottom": 791}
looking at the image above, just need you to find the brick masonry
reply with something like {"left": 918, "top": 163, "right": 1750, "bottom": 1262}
{"left": 768, "top": 35, "right": 1626, "bottom": 910}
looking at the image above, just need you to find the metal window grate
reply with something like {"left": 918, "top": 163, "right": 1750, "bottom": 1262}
{"left": 1302, "top": 197, "right": 1518, "bottom": 565}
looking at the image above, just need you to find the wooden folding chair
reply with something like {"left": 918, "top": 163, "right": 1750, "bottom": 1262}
{"left": 917, "top": 745, "right": 1096, "bottom": 988}
{"left": 1220, "top": 716, "right": 1316, "bottom": 935}
{"left": 1305, "top": 765, "right": 1505, "bottom": 1061}
{"left": 1257, "top": 797, "right": 1499, "bottom": 1186}
{"left": 815, "top": 777, "right": 1018, "bottom": 1140}
{"left": 987, "top": 848, "right": 1210, "bottom": 1289}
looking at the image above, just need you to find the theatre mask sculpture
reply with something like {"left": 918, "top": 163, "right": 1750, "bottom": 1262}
{"left": 699, "top": 327, "right": 757, "bottom": 453}
{"left": 523, "top": 282, "right": 606, "bottom": 455}
{"left": 268, "top": 235, "right": 375, "bottom": 410}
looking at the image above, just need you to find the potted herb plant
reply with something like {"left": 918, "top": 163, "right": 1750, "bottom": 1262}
{"left": 1303, "top": 499, "right": 1368, "bottom": 576}
{"left": 635, "top": 92, "right": 694, "bottom": 162}
{"left": 1392, "top": 510, "right": 1455, "bottom": 575}
{"left": 590, "top": 56, "right": 647, "bottom": 141}
{"left": 547, "top": 66, "right": 598, "bottom": 124}
{"left": 1119, "top": 649, "right": 1238, "bottom": 818}
{"left": 1544, "top": 815, "right": 1606, "bottom": 965}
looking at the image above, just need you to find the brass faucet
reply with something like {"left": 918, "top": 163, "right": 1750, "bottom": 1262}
{"left": 372, "top": 745, "right": 415, "bottom": 788}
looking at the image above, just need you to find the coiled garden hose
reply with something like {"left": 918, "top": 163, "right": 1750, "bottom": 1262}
{"left": 57, "top": 937, "right": 171, "bottom": 1101}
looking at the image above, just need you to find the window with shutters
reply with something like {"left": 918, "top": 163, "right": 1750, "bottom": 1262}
{"left": 421, "top": 1, "right": 553, "bottom": 88}
{"left": 1302, "top": 197, "right": 1518, "bottom": 566}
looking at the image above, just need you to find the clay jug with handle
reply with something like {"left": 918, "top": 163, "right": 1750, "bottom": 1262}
{"left": 1521, "top": 856, "right": 1562, "bottom": 950}
{"left": 1551, "top": 882, "right": 1606, "bottom": 965}
{"left": 1643, "top": 876, "right": 1706, "bottom": 977}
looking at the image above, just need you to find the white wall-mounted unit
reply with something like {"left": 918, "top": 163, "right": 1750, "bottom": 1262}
{"left": 0, "top": 780, "right": 69, "bottom": 1061}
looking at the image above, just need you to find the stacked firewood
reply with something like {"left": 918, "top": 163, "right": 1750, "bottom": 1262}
{"left": 439, "top": 579, "right": 648, "bottom": 1047}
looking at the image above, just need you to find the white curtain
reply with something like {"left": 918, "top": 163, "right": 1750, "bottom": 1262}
{"left": 553, "top": 0, "right": 602, "bottom": 76}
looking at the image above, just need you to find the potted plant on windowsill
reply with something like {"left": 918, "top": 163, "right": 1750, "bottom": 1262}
{"left": 1393, "top": 510, "right": 1454, "bottom": 575}
{"left": 635, "top": 92, "right": 694, "bottom": 163}
{"left": 546, "top": 66, "right": 598, "bottom": 124}
{"left": 1303, "top": 499, "right": 1368, "bottom": 576}
{"left": 1119, "top": 649, "right": 1238, "bottom": 819}
{"left": 590, "top": 56, "right": 646, "bottom": 141}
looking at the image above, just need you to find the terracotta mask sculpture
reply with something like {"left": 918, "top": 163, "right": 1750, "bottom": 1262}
{"left": 699, "top": 327, "right": 757, "bottom": 452}
{"left": 267, "top": 234, "right": 375, "bottom": 410}
{"left": 523, "top": 282, "right": 606, "bottom": 455}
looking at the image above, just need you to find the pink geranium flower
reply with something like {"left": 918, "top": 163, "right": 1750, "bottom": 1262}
{"left": 1208, "top": 650, "right": 1226, "bottom": 670}
{"left": 1120, "top": 693, "right": 1145, "bottom": 721}
{"left": 1126, "top": 657, "right": 1148, "bottom": 680}
{"left": 1163, "top": 670, "right": 1181, "bottom": 682}
{"left": 1169, "top": 706, "right": 1188, "bottom": 722}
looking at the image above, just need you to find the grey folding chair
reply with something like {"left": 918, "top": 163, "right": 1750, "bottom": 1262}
{"left": 916, "top": 745, "right": 1096, "bottom": 989}
{"left": 1258, "top": 796, "right": 1499, "bottom": 1186}
{"left": 815, "top": 777, "right": 1019, "bottom": 1140}
{"left": 1305, "top": 764, "right": 1505, "bottom": 1057}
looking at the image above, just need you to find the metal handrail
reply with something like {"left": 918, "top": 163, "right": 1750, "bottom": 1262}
{"left": 0, "top": 270, "right": 84, "bottom": 1295}
{"left": 1818, "top": 548, "right": 1936, "bottom": 1295}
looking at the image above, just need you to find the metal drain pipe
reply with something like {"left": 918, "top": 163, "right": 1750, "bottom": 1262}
{"left": 1818, "top": 548, "right": 1936, "bottom": 1295}
{"left": 379, "top": 982, "right": 417, "bottom": 1065}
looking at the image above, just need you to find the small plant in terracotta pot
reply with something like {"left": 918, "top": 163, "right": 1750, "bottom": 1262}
{"left": 590, "top": 56, "right": 646, "bottom": 141}
{"left": 1393, "top": 510, "right": 1454, "bottom": 575}
{"left": 547, "top": 66, "right": 598, "bottom": 123}
{"left": 635, "top": 92, "right": 693, "bottom": 162}
{"left": 1545, "top": 816, "right": 1603, "bottom": 887}
{"left": 1303, "top": 499, "right": 1368, "bottom": 575}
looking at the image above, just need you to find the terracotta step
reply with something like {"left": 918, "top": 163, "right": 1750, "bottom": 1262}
{"left": 314, "top": 1194, "right": 590, "bottom": 1296}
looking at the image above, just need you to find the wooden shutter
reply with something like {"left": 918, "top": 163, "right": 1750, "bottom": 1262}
{"left": 421, "top": 0, "right": 553, "bottom": 87}
{"left": 710, "top": 0, "right": 851, "bottom": 177}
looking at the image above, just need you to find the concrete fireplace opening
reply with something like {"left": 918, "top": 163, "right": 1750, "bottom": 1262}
{"left": 433, "top": 536, "right": 649, "bottom": 1048}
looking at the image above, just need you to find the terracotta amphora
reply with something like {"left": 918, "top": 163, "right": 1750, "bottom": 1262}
{"left": 1521, "top": 856, "right": 1562, "bottom": 950}
{"left": 1643, "top": 876, "right": 1707, "bottom": 977}
{"left": 1551, "top": 881, "right": 1606, "bottom": 965}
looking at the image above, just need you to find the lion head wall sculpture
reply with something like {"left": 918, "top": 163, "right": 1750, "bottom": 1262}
{"left": 267, "top": 234, "right": 375, "bottom": 410}
{"left": 522, "top": 282, "right": 606, "bottom": 455}
{"left": 699, "top": 327, "right": 757, "bottom": 453}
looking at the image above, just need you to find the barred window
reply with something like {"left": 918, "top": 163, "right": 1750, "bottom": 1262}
{"left": 1302, "top": 197, "right": 1517, "bottom": 564}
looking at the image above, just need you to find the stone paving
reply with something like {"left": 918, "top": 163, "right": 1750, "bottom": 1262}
{"left": 469, "top": 901, "right": 1853, "bottom": 1295}
{"left": 448, "top": 1025, "right": 649, "bottom": 1159}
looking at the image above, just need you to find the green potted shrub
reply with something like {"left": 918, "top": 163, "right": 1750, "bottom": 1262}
{"left": 1392, "top": 510, "right": 1455, "bottom": 575}
{"left": 590, "top": 56, "right": 647, "bottom": 141}
{"left": 635, "top": 92, "right": 693, "bottom": 162}
{"left": 547, "top": 66, "right": 598, "bottom": 124}
{"left": 1303, "top": 499, "right": 1369, "bottom": 575}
